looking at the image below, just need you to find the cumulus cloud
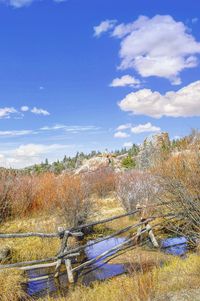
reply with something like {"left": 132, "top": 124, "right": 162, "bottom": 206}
{"left": 0, "top": 107, "right": 17, "bottom": 119}
{"left": 99, "top": 15, "right": 200, "bottom": 84}
{"left": 114, "top": 131, "right": 130, "bottom": 138}
{"left": 110, "top": 75, "right": 140, "bottom": 87}
{"left": 0, "top": 143, "right": 72, "bottom": 168}
{"left": 118, "top": 80, "right": 200, "bottom": 118}
{"left": 131, "top": 122, "right": 161, "bottom": 134}
{"left": 93, "top": 19, "right": 117, "bottom": 37}
{"left": 14, "top": 144, "right": 66, "bottom": 157}
{"left": 31, "top": 107, "right": 50, "bottom": 116}
{"left": 116, "top": 123, "right": 131, "bottom": 131}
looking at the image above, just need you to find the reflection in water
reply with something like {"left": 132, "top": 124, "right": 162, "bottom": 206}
{"left": 161, "top": 236, "right": 188, "bottom": 256}
{"left": 26, "top": 236, "right": 188, "bottom": 297}
{"left": 82, "top": 237, "right": 126, "bottom": 284}
{"left": 27, "top": 271, "right": 69, "bottom": 297}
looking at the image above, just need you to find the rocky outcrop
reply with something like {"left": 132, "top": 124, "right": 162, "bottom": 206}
{"left": 75, "top": 156, "right": 111, "bottom": 174}
{"left": 136, "top": 132, "right": 170, "bottom": 169}
{"left": 74, "top": 153, "right": 130, "bottom": 174}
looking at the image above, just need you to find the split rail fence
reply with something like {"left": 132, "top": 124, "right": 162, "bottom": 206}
{"left": 0, "top": 204, "right": 177, "bottom": 284}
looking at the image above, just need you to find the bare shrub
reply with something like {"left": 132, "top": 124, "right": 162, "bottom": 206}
{"left": 116, "top": 170, "right": 160, "bottom": 212}
{"left": 56, "top": 174, "right": 92, "bottom": 227}
{"left": 0, "top": 170, "right": 13, "bottom": 223}
{"left": 9, "top": 175, "right": 38, "bottom": 218}
{"left": 85, "top": 167, "right": 116, "bottom": 198}
{"left": 155, "top": 149, "right": 200, "bottom": 237}
{"left": 33, "top": 173, "right": 57, "bottom": 212}
{"left": 0, "top": 171, "right": 92, "bottom": 227}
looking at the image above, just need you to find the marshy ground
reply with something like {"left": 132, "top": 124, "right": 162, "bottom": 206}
{"left": 0, "top": 194, "right": 200, "bottom": 301}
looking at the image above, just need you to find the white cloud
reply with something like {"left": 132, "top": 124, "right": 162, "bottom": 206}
{"left": 40, "top": 124, "right": 99, "bottom": 133}
{"left": 0, "top": 143, "right": 72, "bottom": 168}
{"left": 40, "top": 124, "right": 66, "bottom": 131}
{"left": 2, "top": 0, "right": 34, "bottom": 8}
{"left": 31, "top": 107, "right": 50, "bottom": 116}
{"left": 14, "top": 144, "right": 66, "bottom": 157}
{"left": 110, "top": 75, "right": 140, "bottom": 87}
{"left": 114, "top": 131, "right": 130, "bottom": 138}
{"left": 116, "top": 123, "right": 131, "bottom": 131}
{"left": 0, "top": 0, "right": 66, "bottom": 7}
{"left": 104, "top": 15, "right": 200, "bottom": 84}
{"left": 131, "top": 122, "right": 161, "bottom": 134}
{"left": 123, "top": 142, "right": 133, "bottom": 148}
{"left": 0, "top": 107, "right": 17, "bottom": 119}
{"left": 94, "top": 19, "right": 117, "bottom": 37}
{"left": 21, "top": 106, "right": 29, "bottom": 112}
{"left": 0, "top": 130, "right": 33, "bottom": 137}
{"left": 119, "top": 80, "right": 200, "bottom": 118}
{"left": 0, "top": 106, "right": 50, "bottom": 119}
{"left": 0, "top": 124, "right": 99, "bottom": 139}
{"left": 63, "top": 125, "right": 100, "bottom": 133}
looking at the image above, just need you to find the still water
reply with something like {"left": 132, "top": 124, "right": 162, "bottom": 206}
{"left": 26, "top": 236, "right": 188, "bottom": 297}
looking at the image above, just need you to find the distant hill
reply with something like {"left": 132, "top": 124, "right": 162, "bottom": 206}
{"left": 2, "top": 131, "right": 199, "bottom": 175}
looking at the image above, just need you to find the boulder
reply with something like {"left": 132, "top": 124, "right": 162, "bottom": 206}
{"left": 75, "top": 156, "right": 110, "bottom": 174}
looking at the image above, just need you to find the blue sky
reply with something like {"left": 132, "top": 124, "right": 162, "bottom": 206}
{"left": 0, "top": 0, "right": 200, "bottom": 168}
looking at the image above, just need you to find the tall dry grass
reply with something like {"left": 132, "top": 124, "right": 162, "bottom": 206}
{"left": 0, "top": 269, "right": 29, "bottom": 301}
{"left": 38, "top": 253, "right": 200, "bottom": 301}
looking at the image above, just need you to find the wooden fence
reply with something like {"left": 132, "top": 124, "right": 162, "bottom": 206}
{"left": 0, "top": 204, "right": 176, "bottom": 285}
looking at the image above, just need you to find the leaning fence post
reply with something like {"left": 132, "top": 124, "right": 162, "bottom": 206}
{"left": 63, "top": 239, "right": 74, "bottom": 284}
{"left": 146, "top": 223, "right": 159, "bottom": 248}
{"left": 56, "top": 227, "right": 74, "bottom": 283}
{"left": 136, "top": 203, "right": 144, "bottom": 243}
{"left": 54, "top": 259, "right": 62, "bottom": 278}
{"left": 65, "top": 258, "right": 74, "bottom": 283}
{"left": 55, "top": 227, "right": 70, "bottom": 278}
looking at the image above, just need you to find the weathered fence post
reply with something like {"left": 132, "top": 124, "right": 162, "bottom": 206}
{"left": 146, "top": 223, "right": 159, "bottom": 248}
{"left": 136, "top": 203, "right": 144, "bottom": 243}
{"left": 55, "top": 227, "right": 75, "bottom": 283}
{"left": 55, "top": 227, "right": 70, "bottom": 278}
{"left": 135, "top": 203, "right": 159, "bottom": 248}
{"left": 65, "top": 258, "right": 74, "bottom": 283}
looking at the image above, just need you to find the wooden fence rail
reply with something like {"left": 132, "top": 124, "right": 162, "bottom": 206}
{"left": 0, "top": 206, "right": 177, "bottom": 287}
{"left": 0, "top": 209, "right": 140, "bottom": 239}
{"left": 0, "top": 202, "right": 173, "bottom": 240}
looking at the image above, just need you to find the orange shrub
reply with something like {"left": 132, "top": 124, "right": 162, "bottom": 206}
{"left": 85, "top": 167, "right": 116, "bottom": 198}
{"left": 55, "top": 174, "right": 92, "bottom": 227}
{"left": 0, "top": 170, "right": 92, "bottom": 227}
